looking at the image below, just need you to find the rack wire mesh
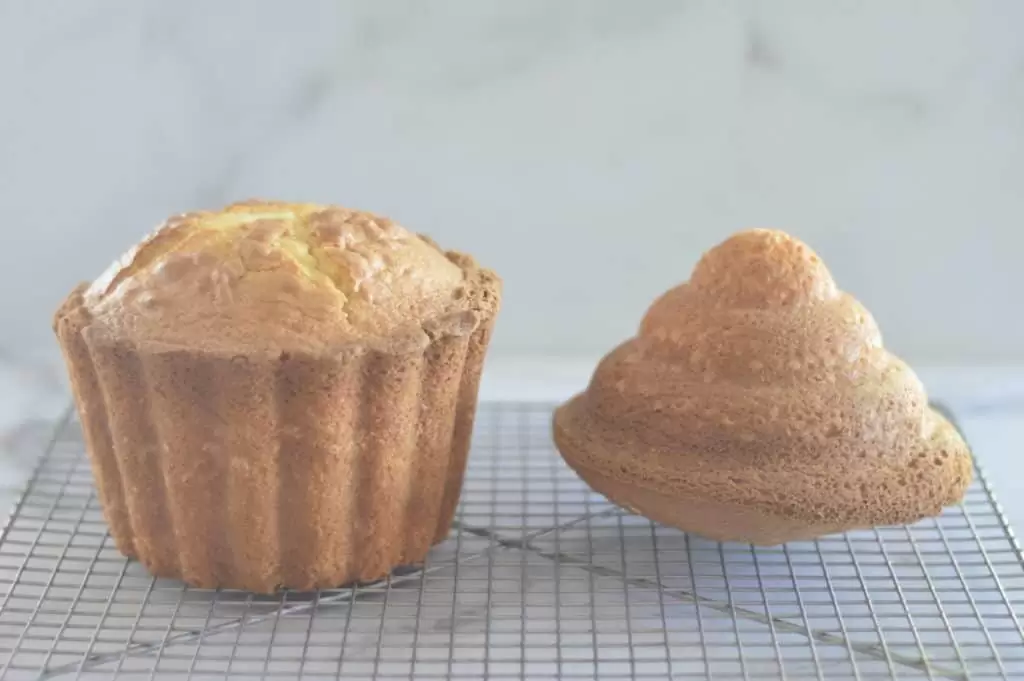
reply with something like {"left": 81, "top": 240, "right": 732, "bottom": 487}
{"left": 0, "top": 402, "right": 1022, "bottom": 680}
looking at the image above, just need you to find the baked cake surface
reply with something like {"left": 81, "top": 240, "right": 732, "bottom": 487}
{"left": 55, "top": 201, "right": 501, "bottom": 591}
{"left": 83, "top": 200, "right": 493, "bottom": 353}
{"left": 553, "top": 229, "right": 971, "bottom": 544}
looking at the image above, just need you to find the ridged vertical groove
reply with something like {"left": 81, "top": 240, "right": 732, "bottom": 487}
{"left": 142, "top": 351, "right": 226, "bottom": 588}
{"left": 403, "top": 334, "right": 470, "bottom": 559}
{"left": 215, "top": 356, "right": 279, "bottom": 592}
{"left": 434, "top": 320, "right": 495, "bottom": 542}
{"left": 355, "top": 349, "right": 425, "bottom": 581}
{"left": 85, "top": 338, "right": 177, "bottom": 576}
{"left": 53, "top": 291, "right": 134, "bottom": 556}
{"left": 275, "top": 351, "right": 363, "bottom": 590}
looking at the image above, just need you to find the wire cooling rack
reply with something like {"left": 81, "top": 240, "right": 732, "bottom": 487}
{"left": 0, "top": 403, "right": 1022, "bottom": 680}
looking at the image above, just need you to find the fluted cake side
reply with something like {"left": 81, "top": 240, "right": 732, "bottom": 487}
{"left": 55, "top": 287, "right": 494, "bottom": 592}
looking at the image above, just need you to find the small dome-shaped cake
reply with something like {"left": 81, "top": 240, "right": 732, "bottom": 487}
{"left": 553, "top": 229, "right": 972, "bottom": 545}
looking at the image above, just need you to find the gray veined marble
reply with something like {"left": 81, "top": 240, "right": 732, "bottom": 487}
{"left": 2, "top": 1, "right": 1024, "bottom": 366}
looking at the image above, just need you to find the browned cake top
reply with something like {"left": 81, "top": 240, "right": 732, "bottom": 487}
{"left": 579, "top": 229, "right": 943, "bottom": 461}
{"left": 82, "top": 200, "right": 498, "bottom": 354}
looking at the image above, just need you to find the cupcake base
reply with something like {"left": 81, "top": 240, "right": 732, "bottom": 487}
{"left": 55, "top": 286, "right": 494, "bottom": 593}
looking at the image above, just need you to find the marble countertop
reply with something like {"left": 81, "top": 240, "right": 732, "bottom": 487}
{"left": 3, "top": 359, "right": 1022, "bottom": 540}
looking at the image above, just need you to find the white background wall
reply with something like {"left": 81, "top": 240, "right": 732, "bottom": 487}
{"left": 3, "top": 0, "right": 1024, "bottom": 369}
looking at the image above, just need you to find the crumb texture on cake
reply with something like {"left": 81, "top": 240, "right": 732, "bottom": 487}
{"left": 79, "top": 200, "right": 495, "bottom": 353}
{"left": 554, "top": 229, "right": 972, "bottom": 544}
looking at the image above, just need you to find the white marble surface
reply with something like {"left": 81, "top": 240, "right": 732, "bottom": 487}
{"left": 3, "top": 0, "right": 1024, "bottom": 368}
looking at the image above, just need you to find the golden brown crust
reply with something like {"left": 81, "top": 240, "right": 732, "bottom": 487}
{"left": 553, "top": 229, "right": 972, "bottom": 544}
{"left": 53, "top": 201, "right": 501, "bottom": 591}
{"left": 82, "top": 200, "right": 498, "bottom": 355}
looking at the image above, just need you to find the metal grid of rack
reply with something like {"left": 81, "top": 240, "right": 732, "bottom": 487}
{"left": 0, "top": 402, "right": 1022, "bottom": 680}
